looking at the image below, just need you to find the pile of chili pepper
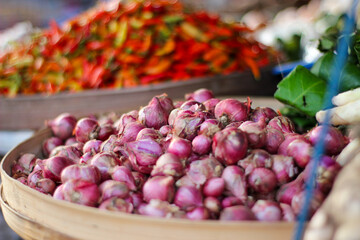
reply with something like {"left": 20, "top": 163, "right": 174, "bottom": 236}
{"left": 0, "top": 0, "right": 275, "bottom": 97}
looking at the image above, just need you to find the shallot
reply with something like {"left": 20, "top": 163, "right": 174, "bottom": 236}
{"left": 185, "top": 88, "right": 214, "bottom": 103}
{"left": 143, "top": 176, "right": 175, "bottom": 203}
{"left": 28, "top": 170, "right": 56, "bottom": 194}
{"left": 167, "top": 136, "right": 192, "bottom": 160}
{"left": 12, "top": 88, "right": 347, "bottom": 222}
{"left": 174, "top": 186, "right": 203, "bottom": 211}
{"left": 99, "top": 197, "right": 133, "bottom": 213}
{"left": 74, "top": 118, "right": 99, "bottom": 143}
{"left": 192, "top": 135, "right": 212, "bottom": 155}
{"left": 250, "top": 107, "right": 278, "bottom": 124}
{"left": 198, "top": 119, "right": 221, "bottom": 137}
{"left": 151, "top": 153, "right": 184, "bottom": 178}
{"left": 187, "top": 156, "right": 224, "bottom": 186}
{"left": 43, "top": 156, "right": 73, "bottom": 182}
{"left": 173, "top": 110, "right": 204, "bottom": 140}
{"left": 267, "top": 116, "right": 295, "bottom": 134}
{"left": 83, "top": 139, "right": 103, "bottom": 154}
{"left": 126, "top": 139, "right": 163, "bottom": 174}
{"left": 186, "top": 207, "right": 210, "bottom": 220}
{"left": 221, "top": 166, "right": 247, "bottom": 202}
{"left": 50, "top": 145, "right": 82, "bottom": 164}
{"left": 111, "top": 166, "right": 137, "bottom": 191}
{"left": 61, "top": 164, "right": 101, "bottom": 184}
{"left": 138, "top": 199, "right": 183, "bottom": 218}
{"left": 221, "top": 196, "right": 243, "bottom": 208}
{"left": 203, "top": 177, "right": 225, "bottom": 197}
{"left": 248, "top": 168, "right": 277, "bottom": 194}
{"left": 42, "top": 137, "right": 63, "bottom": 157}
{"left": 212, "top": 128, "right": 248, "bottom": 165}
{"left": 59, "top": 179, "right": 100, "bottom": 207}
{"left": 220, "top": 206, "right": 256, "bottom": 221}
{"left": 239, "top": 121, "right": 266, "bottom": 148}
{"left": 214, "top": 99, "right": 249, "bottom": 126}
{"left": 13, "top": 153, "right": 36, "bottom": 175}
{"left": 139, "top": 96, "right": 169, "bottom": 129}
{"left": 203, "top": 98, "right": 221, "bottom": 113}
{"left": 307, "top": 125, "right": 346, "bottom": 156}
{"left": 252, "top": 200, "right": 282, "bottom": 221}
{"left": 99, "top": 180, "right": 130, "bottom": 201}
{"left": 47, "top": 113, "right": 77, "bottom": 140}
{"left": 90, "top": 152, "right": 120, "bottom": 181}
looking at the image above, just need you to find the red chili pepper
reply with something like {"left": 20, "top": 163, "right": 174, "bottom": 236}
{"left": 243, "top": 57, "right": 260, "bottom": 80}
{"left": 0, "top": 0, "right": 276, "bottom": 96}
{"left": 89, "top": 66, "right": 107, "bottom": 88}
{"left": 86, "top": 41, "right": 109, "bottom": 51}
{"left": 140, "top": 73, "right": 167, "bottom": 84}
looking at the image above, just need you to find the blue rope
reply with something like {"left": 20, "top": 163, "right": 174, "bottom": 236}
{"left": 293, "top": 1, "right": 359, "bottom": 239}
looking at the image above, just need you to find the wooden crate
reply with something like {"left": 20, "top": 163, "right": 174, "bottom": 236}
{"left": 0, "top": 68, "right": 280, "bottom": 130}
{"left": 0, "top": 97, "right": 295, "bottom": 240}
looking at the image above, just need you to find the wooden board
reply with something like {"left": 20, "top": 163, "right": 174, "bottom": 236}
{"left": 0, "top": 67, "right": 280, "bottom": 130}
{"left": 0, "top": 125, "right": 295, "bottom": 240}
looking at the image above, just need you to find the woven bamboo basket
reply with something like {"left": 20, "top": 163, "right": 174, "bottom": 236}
{"left": 0, "top": 97, "right": 295, "bottom": 240}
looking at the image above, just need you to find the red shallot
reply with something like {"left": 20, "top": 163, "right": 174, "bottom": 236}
{"left": 47, "top": 113, "right": 77, "bottom": 140}
{"left": 212, "top": 128, "right": 248, "bottom": 165}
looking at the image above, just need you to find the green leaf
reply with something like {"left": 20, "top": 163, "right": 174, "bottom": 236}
{"left": 311, "top": 52, "right": 360, "bottom": 92}
{"left": 274, "top": 65, "right": 327, "bottom": 116}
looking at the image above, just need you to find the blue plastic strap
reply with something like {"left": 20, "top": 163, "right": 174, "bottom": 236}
{"left": 293, "top": 1, "right": 359, "bottom": 239}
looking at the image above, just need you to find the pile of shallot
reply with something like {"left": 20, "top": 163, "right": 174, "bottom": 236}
{"left": 12, "top": 88, "right": 347, "bottom": 221}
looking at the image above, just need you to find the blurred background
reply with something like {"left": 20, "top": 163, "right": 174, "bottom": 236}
{"left": 0, "top": 0, "right": 309, "bottom": 31}
{"left": 0, "top": 0, "right": 97, "bottom": 30}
